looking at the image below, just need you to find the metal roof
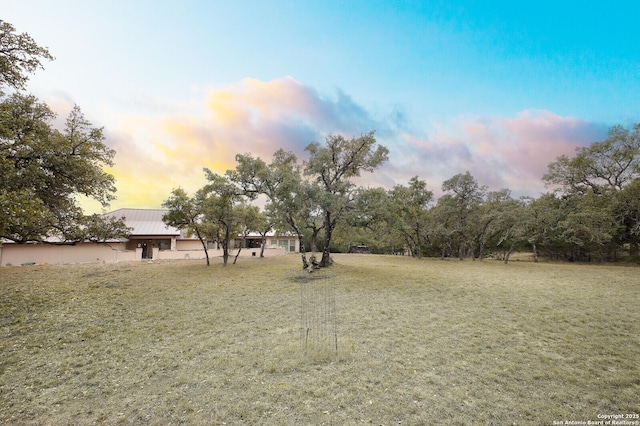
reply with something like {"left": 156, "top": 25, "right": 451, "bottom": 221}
{"left": 103, "top": 209, "right": 181, "bottom": 236}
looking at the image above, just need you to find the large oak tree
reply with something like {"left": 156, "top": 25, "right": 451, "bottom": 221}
{"left": 304, "top": 132, "right": 388, "bottom": 267}
{"left": 544, "top": 123, "right": 640, "bottom": 256}
{"left": 230, "top": 149, "right": 317, "bottom": 269}
{"left": 0, "top": 20, "right": 128, "bottom": 244}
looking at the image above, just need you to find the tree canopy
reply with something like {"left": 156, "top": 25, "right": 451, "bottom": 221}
{"left": 304, "top": 132, "right": 389, "bottom": 266}
{"left": 0, "top": 19, "right": 54, "bottom": 93}
{"left": 162, "top": 187, "right": 214, "bottom": 265}
{"left": 544, "top": 124, "right": 640, "bottom": 195}
{"left": 0, "top": 20, "right": 127, "bottom": 244}
{"left": 231, "top": 149, "right": 321, "bottom": 269}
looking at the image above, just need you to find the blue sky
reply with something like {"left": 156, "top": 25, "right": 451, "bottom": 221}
{"left": 4, "top": 1, "right": 639, "bottom": 211}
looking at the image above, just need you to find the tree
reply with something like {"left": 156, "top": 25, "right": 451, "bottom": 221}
{"left": 544, "top": 124, "right": 640, "bottom": 195}
{"left": 439, "top": 172, "right": 487, "bottom": 259}
{"left": 522, "top": 193, "right": 618, "bottom": 262}
{"left": 0, "top": 19, "right": 54, "bottom": 93}
{"left": 300, "top": 185, "right": 324, "bottom": 254}
{"left": 350, "top": 187, "right": 390, "bottom": 230}
{"left": 1, "top": 21, "right": 125, "bottom": 245}
{"left": 557, "top": 192, "right": 619, "bottom": 261}
{"left": 426, "top": 200, "right": 458, "bottom": 259}
{"left": 81, "top": 213, "right": 132, "bottom": 244}
{"left": 387, "top": 177, "right": 433, "bottom": 258}
{"left": 526, "top": 194, "right": 567, "bottom": 261}
{"left": 1, "top": 95, "right": 122, "bottom": 243}
{"left": 232, "top": 204, "right": 263, "bottom": 264}
{"left": 231, "top": 149, "right": 315, "bottom": 269}
{"left": 201, "top": 170, "right": 246, "bottom": 266}
{"left": 474, "top": 189, "right": 518, "bottom": 261}
{"left": 253, "top": 210, "right": 272, "bottom": 258}
{"left": 304, "top": 132, "right": 389, "bottom": 267}
{"left": 162, "top": 188, "right": 214, "bottom": 266}
{"left": 543, "top": 123, "right": 640, "bottom": 257}
{"left": 493, "top": 196, "right": 532, "bottom": 264}
{"left": 613, "top": 178, "right": 640, "bottom": 256}
{"left": 348, "top": 187, "right": 399, "bottom": 253}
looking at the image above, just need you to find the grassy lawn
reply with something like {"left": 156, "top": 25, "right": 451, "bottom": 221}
{"left": 1, "top": 254, "right": 638, "bottom": 425}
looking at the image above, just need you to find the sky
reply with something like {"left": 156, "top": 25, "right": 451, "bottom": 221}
{"left": 4, "top": 1, "right": 639, "bottom": 213}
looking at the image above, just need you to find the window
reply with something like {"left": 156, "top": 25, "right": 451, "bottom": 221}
{"left": 276, "top": 239, "right": 295, "bottom": 252}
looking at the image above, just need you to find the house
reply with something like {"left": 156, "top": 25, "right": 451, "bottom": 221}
{"left": 0, "top": 208, "right": 299, "bottom": 266}
{"left": 101, "top": 208, "right": 200, "bottom": 259}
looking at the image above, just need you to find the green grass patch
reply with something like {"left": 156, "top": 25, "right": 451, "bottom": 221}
{"left": 1, "top": 255, "right": 638, "bottom": 424}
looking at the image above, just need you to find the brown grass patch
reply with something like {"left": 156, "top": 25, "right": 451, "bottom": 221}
{"left": 1, "top": 255, "right": 638, "bottom": 424}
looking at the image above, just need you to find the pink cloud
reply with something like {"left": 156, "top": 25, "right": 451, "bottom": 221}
{"left": 388, "top": 110, "right": 607, "bottom": 197}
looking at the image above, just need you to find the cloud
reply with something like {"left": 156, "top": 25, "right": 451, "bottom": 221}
{"left": 204, "top": 77, "right": 380, "bottom": 155}
{"left": 387, "top": 110, "right": 608, "bottom": 197}
{"left": 81, "top": 78, "right": 608, "bottom": 213}
{"left": 96, "top": 77, "right": 386, "bottom": 211}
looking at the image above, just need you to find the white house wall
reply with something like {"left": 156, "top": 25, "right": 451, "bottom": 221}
{"left": 176, "top": 240, "right": 203, "bottom": 251}
{"left": 1, "top": 240, "right": 289, "bottom": 266}
{"left": 0, "top": 242, "right": 135, "bottom": 266}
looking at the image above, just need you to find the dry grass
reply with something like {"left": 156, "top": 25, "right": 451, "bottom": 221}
{"left": 1, "top": 254, "right": 638, "bottom": 425}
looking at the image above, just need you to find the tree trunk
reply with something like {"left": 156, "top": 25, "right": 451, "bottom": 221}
{"left": 467, "top": 244, "right": 475, "bottom": 260}
{"left": 403, "top": 235, "right": 414, "bottom": 257}
{"left": 233, "top": 235, "right": 247, "bottom": 264}
{"left": 259, "top": 236, "right": 266, "bottom": 258}
{"left": 320, "top": 240, "right": 332, "bottom": 267}
{"left": 298, "top": 233, "right": 309, "bottom": 269}
{"left": 222, "top": 228, "right": 230, "bottom": 266}
{"left": 532, "top": 242, "right": 539, "bottom": 262}
{"left": 504, "top": 241, "right": 517, "bottom": 264}
{"left": 310, "top": 227, "right": 320, "bottom": 253}
{"left": 286, "top": 219, "right": 309, "bottom": 269}
{"left": 320, "top": 212, "right": 333, "bottom": 267}
{"left": 195, "top": 230, "right": 210, "bottom": 266}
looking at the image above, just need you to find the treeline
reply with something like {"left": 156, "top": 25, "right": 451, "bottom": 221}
{"left": 164, "top": 124, "right": 640, "bottom": 267}
{"left": 339, "top": 124, "right": 640, "bottom": 263}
